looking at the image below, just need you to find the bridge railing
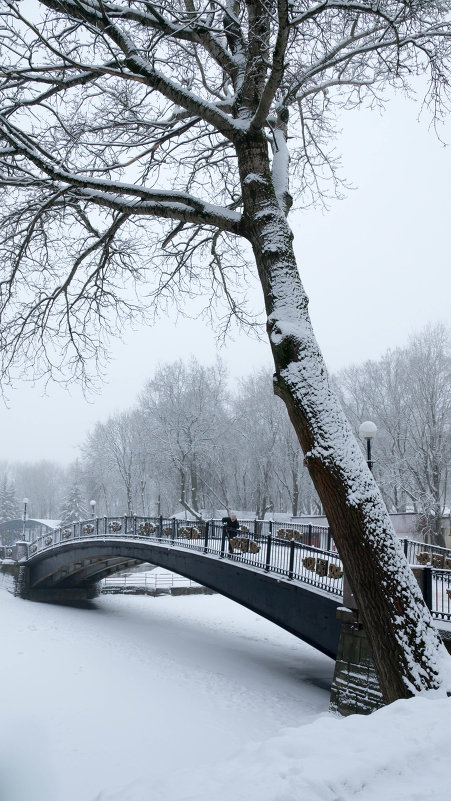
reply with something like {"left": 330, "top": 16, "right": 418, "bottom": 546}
{"left": 218, "top": 519, "right": 335, "bottom": 551}
{"left": 27, "top": 515, "right": 343, "bottom": 597}
{"left": 102, "top": 572, "right": 201, "bottom": 590}
{"left": 429, "top": 569, "right": 451, "bottom": 620}
{"left": 26, "top": 516, "right": 451, "bottom": 616}
{"left": 399, "top": 538, "right": 451, "bottom": 569}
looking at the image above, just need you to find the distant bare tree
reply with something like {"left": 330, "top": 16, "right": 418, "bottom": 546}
{"left": 13, "top": 460, "right": 64, "bottom": 519}
{"left": 336, "top": 349, "right": 412, "bottom": 514}
{"left": 84, "top": 410, "right": 145, "bottom": 514}
{"left": 402, "top": 326, "right": 451, "bottom": 544}
{"left": 139, "top": 358, "right": 229, "bottom": 514}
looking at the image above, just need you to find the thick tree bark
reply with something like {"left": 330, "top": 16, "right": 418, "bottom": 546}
{"left": 237, "top": 131, "right": 447, "bottom": 703}
{"left": 126, "top": 484, "right": 133, "bottom": 516}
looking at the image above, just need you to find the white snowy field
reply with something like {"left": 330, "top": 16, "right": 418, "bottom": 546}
{"left": 1, "top": 573, "right": 451, "bottom": 801}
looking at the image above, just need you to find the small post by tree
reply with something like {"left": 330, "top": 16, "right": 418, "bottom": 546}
{"left": 1, "top": 0, "right": 451, "bottom": 702}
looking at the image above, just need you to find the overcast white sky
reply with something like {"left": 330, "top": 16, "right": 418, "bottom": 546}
{"left": 1, "top": 94, "right": 450, "bottom": 464}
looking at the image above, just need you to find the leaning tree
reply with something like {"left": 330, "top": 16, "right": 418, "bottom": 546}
{"left": 1, "top": 0, "right": 451, "bottom": 703}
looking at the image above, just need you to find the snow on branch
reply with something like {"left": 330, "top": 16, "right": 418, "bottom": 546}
{"left": 250, "top": 0, "right": 290, "bottom": 132}
{"left": 38, "top": 0, "right": 246, "bottom": 141}
{"left": 271, "top": 119, "right": 292, "bottom": 216}
{"left": 0, "top": 117, "right": 243, "bottom": 235}
{"left": 97, "top": 0, "right": 238, "bottom": 81}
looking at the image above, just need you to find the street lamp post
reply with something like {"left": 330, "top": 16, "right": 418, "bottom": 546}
{"left": 90, "top": 499, "right": 96, "bottom": 518}
{"left": 22, "top": 497, "right": 29, "bottom": 541}
{"left": 358, "top": 421, "right": 377, "bottom": 472}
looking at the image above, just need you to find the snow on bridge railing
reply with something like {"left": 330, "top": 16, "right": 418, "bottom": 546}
{"left": 26, "top": 515, "right": 343, "bottom": 597}
{"left": 399, "top": 538, "right": 451, "bottom": 569}
{"left": 428, "top": 569, "right": 451, "bottom": 621}
{"left": 25, "top": 516, "right": 451, "bottom": 615}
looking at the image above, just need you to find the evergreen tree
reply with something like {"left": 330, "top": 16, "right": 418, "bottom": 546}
{"left": 60, "top": 483, "right": 87, "bottom": 525}
{"left": 0, "top": 475, "right": 19, "bottom": 522}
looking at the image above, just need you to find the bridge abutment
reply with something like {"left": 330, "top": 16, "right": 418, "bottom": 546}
{"left": 329, "top": 606, "right": 384, "bottom": 716}
{"left": 329, "top": 570, "right": 451, "bottom": 716}
{"left": 25, "top": 586, "right": 99, "bottom": 603}
{"left": 7, "top": 558, "right": 99, "bottom": 604}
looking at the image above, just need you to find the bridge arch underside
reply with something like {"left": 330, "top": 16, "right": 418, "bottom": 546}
{"left": 27, "top": 541, "right": 341, "bottom": 659}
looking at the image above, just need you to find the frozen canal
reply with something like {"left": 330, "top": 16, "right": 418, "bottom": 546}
{"left": 2, "top": 572, "right": 451, "bottom": 801}
{"left": 0, "top": 575, "right": 333, "bottom": 801}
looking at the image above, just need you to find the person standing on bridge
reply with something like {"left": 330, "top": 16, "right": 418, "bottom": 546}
{"left": 222, "top": 514, "right": 240, "bottom": 554}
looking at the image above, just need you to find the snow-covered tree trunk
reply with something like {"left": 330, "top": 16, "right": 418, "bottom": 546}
{"left": 237, "top": 132, "right": 447, "bottom": 703}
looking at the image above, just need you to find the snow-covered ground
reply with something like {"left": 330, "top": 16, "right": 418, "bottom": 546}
{"left": 1, "top": 571, "right": 450, "bottom": 801}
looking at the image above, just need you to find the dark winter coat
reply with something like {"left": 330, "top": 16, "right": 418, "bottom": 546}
{"left": 222, "top": 516, "right": 240, "bottom": 533}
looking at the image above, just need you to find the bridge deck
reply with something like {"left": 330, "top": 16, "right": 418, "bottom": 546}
{"left": 20, "top": 516, "right": 451, "bottom": 657}
{"left": 25, "top": 537, "right": 342, "bottom": 658}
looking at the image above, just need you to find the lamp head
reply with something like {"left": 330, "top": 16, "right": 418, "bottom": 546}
{"left": 359, "top": 421, "right": 377, "bottom": 440}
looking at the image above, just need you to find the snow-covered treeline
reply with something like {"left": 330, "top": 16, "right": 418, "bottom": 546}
{"left": 0, "top": 460, "right": 74, "bottom": 522}
{"left": 2, "top": 323, "right": 450, "bottom": 529}
{"left": 76, "top": 323, "right": 451, "bottom": 529}
{"left": 0, "top": 360, "right": 322, "bottom": 522}
{"left": 335, "top": 323, "right": 451, "bottom": 546}
{"left": 80, "top": 358, "right": 322, "bottom": 520}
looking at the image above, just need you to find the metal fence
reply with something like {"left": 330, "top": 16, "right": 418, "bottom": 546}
{"left": 27, "top": 515, "right": 342, "bottom": 597}
{"left": 26, "top": 516, "right": 451, "bottom": 619}
{"left": 399, "top": 538, "right": 451, "bottom": 570}
{"left": 101, "top": 572, "right": 201, "bottom": 590}
{"left": 426, "top": 569, "right": 451, "bottom": 621}
{"left": 0, "top": 545, "right": 14, "bottom": 560}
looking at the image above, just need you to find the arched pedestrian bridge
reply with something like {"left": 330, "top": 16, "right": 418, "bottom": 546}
{"left": 17, "top": 516, "right": 451, "bottom": 661}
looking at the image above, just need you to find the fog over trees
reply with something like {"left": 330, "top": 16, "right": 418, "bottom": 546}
{"left": 74, "top": 358, "right": 325, "bottom": 520}
{"left": 2, "top": 325, "right": 449, "bottom": 540}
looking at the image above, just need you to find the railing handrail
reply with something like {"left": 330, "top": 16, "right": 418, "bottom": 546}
{"left": 24, "top": 516, "right": 451, "bottom": 621}
{"left": 26, "top": 515, "right": 343, "bottom": 599}
{"left": 27, "top": 516, "right": 451, "bottom": 559}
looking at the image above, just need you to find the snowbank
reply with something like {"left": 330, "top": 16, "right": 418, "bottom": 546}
{"left": 103, "top": 693, "right": 451, "bottom": 801}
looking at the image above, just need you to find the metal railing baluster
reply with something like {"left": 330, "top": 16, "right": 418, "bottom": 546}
{"left": 265, "top": 534, "right": 272, "bottom": 572}
{"left": 288, "top": 540, "right": 295, "bottom": 580}
{"left": 220, "top": 526, "right": 226, "bottom": 559}
{"left": 25, "top": 517, "right": 451, "bottom": 615}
